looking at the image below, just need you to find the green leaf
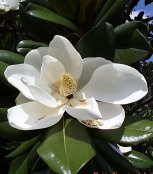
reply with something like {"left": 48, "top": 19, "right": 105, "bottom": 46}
{"left": 115, "top": 48, "right": 151, "bottom": 65}
{"left": 114, "top": 29, "right": 153, "bottom": 64}
{"left": 76, "top": 22, "right": 114, "bottom": 61}
{"left": 6, "top": 135, "right": 40, "bottom": 158}
{"left": 0, "top": 122, "right": 40, "bottom": 141}
{"left": 94, "top": 0, "right": 128, "bottom": 26}
{"left": 94, "top": 139, "right": 138, "bottom": 174}
{"left": 0, "top": 61, "right": 18, "bottom": 95}
{"left": 94, "top": 0, "right": 115, "bottom": 25}
{"left": 0, "top": 108, "right": 7, "bottom": 122}
{"left": 38, "top": 117, "right": 95, "bottom": 174}
{"left": 90, "top": 118, "right": 153, "bottom": 145}
{"left": 48, "top": 0, "right": 79, "bottom": 19}
{"left": 0, "top": 61, "right": 9, "bottom": 82}
{"left": 26, "top": 9, "right": 79, "bottom": 32}
{"left": 132, "top": 29, "right": 152, "bottom": 51}
{"left": 114, "top": 21, "right": 148, "bottom": 48}
{"left": 17, "top": 40, "right": 47, "bottom": 56}
{"left": 9, "top": 143, "right": 39, "bottom": 174}
{"left": 126, "top": 150, "right": 153, "bottom": 169}
{"left": 0, "top": 50, "right": 24, "bottom": 64}
{"left": 8, "top": 154, "right": 27, "bottom": 174}
{"left": 20, "top": 3, "right": 72, "bottom": 42}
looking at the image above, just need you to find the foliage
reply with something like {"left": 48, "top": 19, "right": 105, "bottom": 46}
{"left": 0, "top": 0, "right": 153, "bottom": 174}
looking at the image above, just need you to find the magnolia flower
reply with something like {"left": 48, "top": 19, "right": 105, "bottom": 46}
{"left": 0, "top": 0, "right": 24, "bottom": 13}
{"left": 4, "top": 35, "right": 148, "bottom": 130}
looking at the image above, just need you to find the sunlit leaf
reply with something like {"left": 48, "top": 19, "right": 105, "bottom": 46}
{"left": 126, "top": 150, "right": 153, "bottom": 169}
{"left": 90, "top": 118, "right": 153, "bottom": 145}
{"left": 17, "top": 40, "right": 47, "bottom": 56}
{"left": 38, "top": 117, "right": 95, "bottom": 174}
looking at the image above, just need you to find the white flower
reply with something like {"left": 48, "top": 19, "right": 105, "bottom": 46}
{"left": 4, "top": 35, "right": 148, "bottom": 130}
{"left": 0, "top": 0, "right": 24, "bottom": 12}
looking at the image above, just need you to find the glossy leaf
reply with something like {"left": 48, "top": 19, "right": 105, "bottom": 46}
{"left": 20, "top": 3, "right": 72, "bottom": 42}
{"left": 0, "top": 50, "right": 24, "bottom": 64}
{"left": 94, "top": 139, "right": 138, "bottom": 174}
{"left": 26, "top": 9, "right": 79, "bottom": 32}
{"left": 48, "top": 0, "right": 79, "bottom": 19}
{"left": 90, "top": 118, "right": 153, "bottom": 145}
{"left": 115, "top": 29, "right": 153, "bottom": 64}
{"left": 114, "top": 21, "right": 148, "bottom": 48}
{"left": 126, "top": 150, "right": 153, "bottom": 169}
{"left": 115, "top": 48, "right": 151, "bottom": 64}
{"left": 132, "top": 29, "right": 152, "bottom": 51}
{"left": 76, "top": 22, "right": 114, "bottom": 61}
{"left": 6, "top": 135, "right": 40, "bottom": 158}
{"left": 8, "top": 143, "right": 39, "bottom": 174}
{"left": 94, "top": 0, "right": 128, "bottom": 26}
{"left": 17, "top": 40, "right": 47, "bottom": 56}
{"left": 38, "top": 117, "right": 95, "bottom": 174}
{"left": 94, "top": 0, "right": 114, "bottom": 25}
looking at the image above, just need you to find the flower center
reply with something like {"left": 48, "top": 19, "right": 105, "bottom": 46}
{"left": 59, "top": 72, "right": 77, "bottom": 97}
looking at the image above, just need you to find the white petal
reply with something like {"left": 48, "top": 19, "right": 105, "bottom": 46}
{"left": 98, "top": 102, "right": 125, "bottom": 129}
{"left": 80, "top": 102, "right": 125, "bottom": 129}
{"left": 76, "top": 64, "right": 148, "bottom": 104}
{"left": 24, "top": 47, "right": 48, "bottom": 71}
{"left": 5, "top": 0, "right": 20, "bottom": 9}
{"left": 15, "top": 93, "right": 32, "bottom": 105}
{"left": 118, "top": 145, "right": 132, "bottom": 154}
{"left": 48, "top": 35, "right": 83, "bottom": 79}
{"left": 25, "top": 85, "right": 59, "bottom": 108}
{"left": 4, "top": 64, "right": 41, "bottom": 100}
{"left": 40, "top": 55, "right": 65, "bottom": 88}
{"left": 64, "top": 98, "right": 102, "bottom": 120}
{"left": 78, "top": 57, "right": 111, "bottom": 89}
{"left": 7, "top": 101, "right": 64, "bottom": 130}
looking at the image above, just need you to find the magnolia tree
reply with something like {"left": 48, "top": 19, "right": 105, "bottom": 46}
{"left": 0, "top": 0, "right": 153, "bottom": 174}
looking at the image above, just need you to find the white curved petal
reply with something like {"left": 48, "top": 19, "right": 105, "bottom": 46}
{"left": 24, "top": 47, "right": 48, "bottom": 71}
{"left": 64, "top": 98, "right": 102, "bottom": 120}
{"left": 25, "top": 85, "right": 59, "bottom": 108}
{"left": 80, "top": 102, "right": 125, "bottom": 129}
{"left": 78, "top": 57, "right": 112, "bottom": 89}
{"left": 4, "top": 64, "right": 41, "bottom": 100}
{"left": 48, "top": 35, "right": 83, "bottom": 79}
{"left": 118, "top": 145, "right": 132, "bottom": 154}
{"left": 7, "top": 101, "right": 64, "bottom": 130}
{"left": 76, "top": 64, "right": 148, "bottom": 104}
{"left": 15, "top": 93, "right": 32, "bottom": 105}
{"left": 98, "top": 102, "right": 125, "bottom": 129}
{"left": 5, "top": 0, "right": 20, "bottom": 9}
{"left": 40, "top": 55, "right": 65, "bottom": 88}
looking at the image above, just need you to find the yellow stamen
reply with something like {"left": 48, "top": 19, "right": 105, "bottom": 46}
{"left": 59, "top": 72, "right": 77, "bottom": 97}
{"left": 81, "top": 119, "right": 103, "bottom": 127}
